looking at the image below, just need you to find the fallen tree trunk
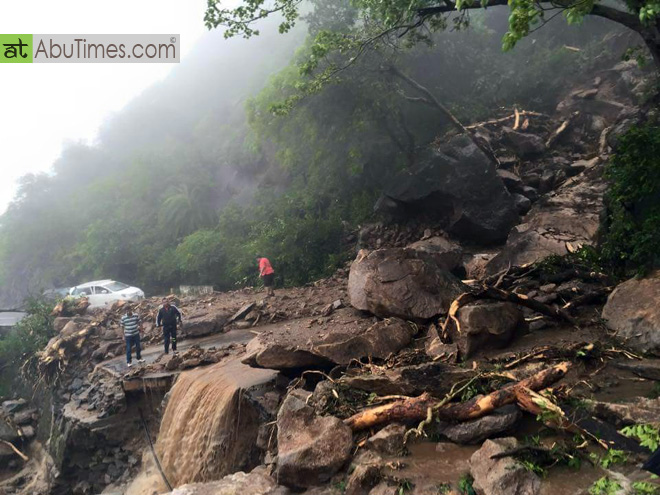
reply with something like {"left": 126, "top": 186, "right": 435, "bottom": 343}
{"left": 345, "top": 362, "right": 571, "bottom": 431}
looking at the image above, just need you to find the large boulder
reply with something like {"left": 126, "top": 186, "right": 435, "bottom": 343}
{"left": 485, "top": 165, "right": 606, "bottom": 275}
{"left": 470, "top": 438, "right": 541, "bottom": 495}
{"left": 181, "top": 309, "right": 228, "bottom": 338}
{"left": 348, "top": 249, "right": 468, "bottom": 320}
{"left": 276, "top": 391, "right": 353, "bottom": 489}
{"left": 375, "top": 135, "right": 518, "bottom": 244}
{"left": 243, "top": 309, "right": 415, "bottom": 370}
{"left": 446, "top": 301, "right": 527, "bottom": 358}
{"left": 503, "top": 127, "right": 547, "bottom": 158}
{"left": 602, "top": 272, "right": 660, "bottom": 354}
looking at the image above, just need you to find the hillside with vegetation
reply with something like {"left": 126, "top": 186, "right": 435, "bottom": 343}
{"left": 0, "top": 9, "right": 648, "bottom": 308}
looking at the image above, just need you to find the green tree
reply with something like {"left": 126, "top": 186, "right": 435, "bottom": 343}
{"left": 205, "top": 0, "right": 660, "bottom": 75}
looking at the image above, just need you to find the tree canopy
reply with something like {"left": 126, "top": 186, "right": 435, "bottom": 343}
{"left": 205, "top": 0, "right": 660, "bottom": 72}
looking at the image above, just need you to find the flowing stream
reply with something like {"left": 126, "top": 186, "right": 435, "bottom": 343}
{"left": 126, "top": 358, "right": 277, "bottom": 494}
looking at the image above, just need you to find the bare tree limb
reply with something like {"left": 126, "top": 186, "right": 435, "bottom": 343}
{"left": 386, "top": 65, "right": 500, "bottom": 165}
{"left": 345, "top": 362, "right": 571, "bottom": 431}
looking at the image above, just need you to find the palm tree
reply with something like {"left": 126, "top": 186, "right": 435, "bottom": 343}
{"left": 160, "top": 184, "right": 216, "bottom": 238}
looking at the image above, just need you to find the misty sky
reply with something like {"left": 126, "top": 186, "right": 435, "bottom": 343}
{"left": 0, "top": 0, "right": 210, "bottom": 214}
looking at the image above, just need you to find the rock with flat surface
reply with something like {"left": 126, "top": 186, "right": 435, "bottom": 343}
{"left": 181, "top": 309, "right": 228, "bottom": 338}
{"left": 348, "top": 248, "right": 467, "bottom": 320}
{"left": 165, "top": 467, "right": 283, "bottom": 495}
{"left": 276, "top": 391, "right": 353, "bottom": 488}
{"left": 503, "top": 127, "right": 546, "bottom": 158}
{"left": 2, "top": 399, "right": 26, "bottom": 414}
{"left": 440, "top": 405, "right": 522, "bottom": 444}
{"left": 406, "top": 236, "right": 463, "bottom": 272}
{"left": 470, "top": 438, "right": 541, "bottom": 495}
{"left": 446, "top": 301, "right": 527, "bottom": 358}
{"left": 496, "top": 169, "right": 524, "bottom": 193}
{"left": 485, "top": 165, "right": 606, "bottom": 275}
{"left": 602, "top": 272, "right": 660, "bottom": 354}
{"left": 366, "top": 424, "right": 406, "bottom": 456}
{"left": 375, "top": 135, "right": 518, "bottom": 244}
{"left": 244, "top": 309, "right": 415, "bottom": 370}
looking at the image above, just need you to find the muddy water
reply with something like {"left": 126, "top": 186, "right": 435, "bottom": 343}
{"left": 126, "top": 358, "right": 277, "bottom": 495}
{"left": 385, "top": 439, "right": 604, "bottom": 494}
{"left": 382, "top": 442, "right": 478, "bottom": 491}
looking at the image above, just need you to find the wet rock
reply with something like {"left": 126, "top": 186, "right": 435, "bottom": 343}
{"left": 446, "top": 301, "right": 527, "bottom": 358}
{"left": 366, "top": 424, "right": 406, "bottom": 456}
{"left": 12, "top": 408, "right": 37, "bottom": 425}
{"left": 496, "top": 169, "right": 524, "bottom": 194}
{"left": 512, "top": 193, "right": 532, "bottom": 215}
{"left": 165, "top": 467, "right": 283, "bottom": 495}
{"left": 464, "top": 253, "right": 497, "bottom": 280}
{"left": 70, "top": 378, "right": 84, "bottom": 391}
{"left": 485, "top": 166, "right": 606, "bottom": 275}
{"left": 2, "top": 398, "right": 26, "bottom": 413}
{"left": 181, "top": 310, "right": 228, "bottom": 338}
{"left": 470, "top": 437, "right": 541, "bottom": 495}
{"left": 590, "top": 397, "right": 660, "bottom": 427}
{"left": 344, "top": 464, "right": 381, "bottom": 495}
{"left": 602, "top": 272, "right": 660, "bottom": 354}
{"left": 20, "top": 424, "right": 36, "bottom": 439}
{"left": 406, "top": 236, "right": 463, "bottom": 272}
{"left": 503, "top": 127, "right": 546, "bottom": 158}
{"left": 277, "top": 391, "right": 353, "bottom": 489}
{"left": 230, "top": 302, "right": 256, "bottom": 323}
{"left": 440, "top": 405, "right": 522, "bottom": 444}
{"left": 348, "top": 249, "right": 468, "bottom": 320}
{"left": 244, "top": 312, "right": 415, "bottom": 370}
{"left": 520, "top": 186, "right": 539, "bottom": 202}
{"left": 612, "top": 359, "right": 660, "bottom": 381}
{"left": 321, "top": 299, "right": 344, "bottom": 317}
{"left": 425, "top": 336, "right": 458, "bottom": 360}
{"left": 375, "top": 135, "right": 518, "bottom": 244}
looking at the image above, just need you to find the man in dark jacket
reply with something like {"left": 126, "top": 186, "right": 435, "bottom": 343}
{"left": 156, "top": 298, "right": 182, "bottom": 355}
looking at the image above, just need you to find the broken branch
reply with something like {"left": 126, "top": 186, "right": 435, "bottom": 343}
{"left": 345, "top": 362, "right": 571, "bottom": 431}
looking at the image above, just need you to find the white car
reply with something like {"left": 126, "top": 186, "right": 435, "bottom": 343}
{"left": 69, "top": 280, "right": 145, "bottom": 308}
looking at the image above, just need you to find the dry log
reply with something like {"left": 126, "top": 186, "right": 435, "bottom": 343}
{"left": 345, "top": 362, "right": 571, "bottom": 431}
{"left": 546, "top": 111, "right": 579, "bottom": 148}
{"left": 515, "top": 387, "right": 609, "bottom": 449}
{"left": 513, "top": 108, "right": 521, "bottom": 130}
{"left": 465, "top": 111, "right": 549, "bottom": 130}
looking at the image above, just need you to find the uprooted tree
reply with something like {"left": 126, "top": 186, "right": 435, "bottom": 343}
{"left": 205, "top": 0, "right": 660, "bottom": 75}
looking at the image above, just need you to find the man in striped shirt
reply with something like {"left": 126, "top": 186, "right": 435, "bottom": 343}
{"left": 121, "top": 308, "right": 144, "bottom": 367}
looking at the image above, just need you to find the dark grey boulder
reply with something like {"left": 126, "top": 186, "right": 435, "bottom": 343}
{"left": 375, "top": 135, "right": 518, "bottom": 245}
